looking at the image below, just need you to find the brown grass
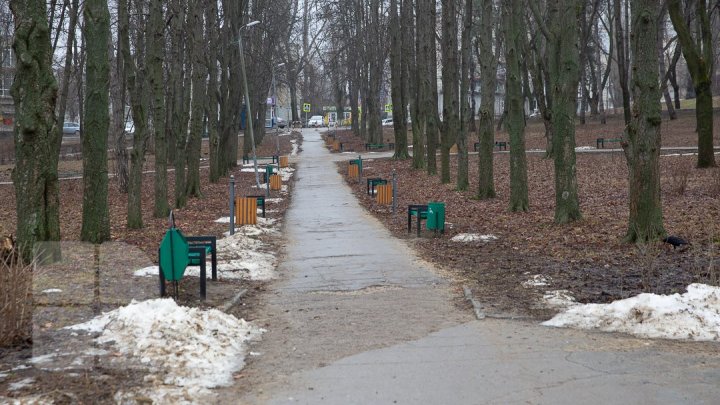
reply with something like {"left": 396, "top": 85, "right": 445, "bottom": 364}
{"left": 0, "top": 247, "right": 33, "bottom": 347}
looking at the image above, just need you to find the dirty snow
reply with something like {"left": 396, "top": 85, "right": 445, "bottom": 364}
{"left": 8, "top": 378, "right": 35, "bottom": 391}
{"left": 542, "top": 290, "right": 578, "bottom": 309}
{"left": 134, "top": 218, "right": 279, "bottom": 281}
{"left": 290, "top": 139, "right": 299, "bottom": 156}
{"left": 451, "top": 233, "right": 498, "bottom": 243}
{"left": 41, "top": 289, "right": 62, "bottom": 294}
{"left": 575, "top": 146, "right": 595, "bottom": 151}
{"left": 544, "top": 284, "right": 720, "bottom": 341}
{"left": 66, "top": 299, "right": 264, "bottom": 389}
{"left": 522, "top": 274, "right": 551, "bottom": 288}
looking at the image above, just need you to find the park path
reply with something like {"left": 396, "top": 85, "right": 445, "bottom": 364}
{"left": 223, "top": 129, "right": 720, "bottom": 404}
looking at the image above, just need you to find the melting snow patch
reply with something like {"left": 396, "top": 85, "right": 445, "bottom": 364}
{"left": 41, "top": 289, "right": 62, "bottom": 294}
{"left": 291, "top": 140, "right": 299, "bottom": 156}
{"left": 265, "top": 198, "right": 283, "bottom": 203}
{"left": 451, "top": 233, "right": 498, "bottom": 243}
{"left": 575, "top": 146, "right": 595, "bottom": 151}
{"left": 133, "top": 266, "right": 159, "bottom": 277}
{"left": 543, "top": 284, "right": 720, "bottom": 341}
{"left": 522, "top": 275, "right": 551, "bottom": 288}
{"left": 66, "top": 299, "right": 264, "bottom": 388}
{"left": 279, "top": 167, "right": 295, "bottom": 182}
{"left": 542, "top": 290, "right": 578, "bottom": 309}
{"left": 8, "top": 378, "right": 35, "bottom": 391}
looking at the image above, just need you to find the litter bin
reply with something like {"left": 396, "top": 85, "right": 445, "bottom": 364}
{"left": 426, "top": 202, "right": 445, "bottom": 233}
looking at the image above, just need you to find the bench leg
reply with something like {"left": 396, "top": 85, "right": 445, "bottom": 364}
{"left": 408, "top": 212, "right": 412, "bottom": 233}
{"left": 158, "top": 249, "right": 166, "bottom": 298}
{"left": 211, "top": 239, "right": 217, "bottom": 281}
{"left": 417, "top": 214, "right": 421, "bottom": 237}
{"left": 200, "top": 251, "right": 207, "bottom": 301}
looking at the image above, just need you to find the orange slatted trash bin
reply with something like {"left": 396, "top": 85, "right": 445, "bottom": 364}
{"left": 235, "top": 197, "right": 257, "bottom": 225}
{"left": 270, "top": 174, "right": 282, "bottom": 190}
{"left": 333, "top": 140, "right": 341, "bottom": 152}
{"left": 348, "top": 164, "right": 359, "bottom": 179}
{"left": 376, "top": 184, "right": 393, "bottom": 204}
{"left": 279, "top": 156, "right": 289, "bottom": 168}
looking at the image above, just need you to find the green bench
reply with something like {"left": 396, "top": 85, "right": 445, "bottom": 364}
{"left": 242, "top": 154, "right": 279, "bottom": 164}
{"left": 158, "top": 211, "right": 217, "bottom": 300}
{"left": 365, "top": 143, "right": 395, "bottom": 151}
{"left": 473, "top": 141, "right": 507, "bottom": 151}
{"left": 596, "top": 137, "right": 623, "bottom": 148}
{"left": 407, "top": 203, "right": 446, "bottom": 237}
{"left": 247, "top": 195, "right": 266, "bottom": 217}
{"left": 367, "top": 177, "right": 387, "bottom": 195}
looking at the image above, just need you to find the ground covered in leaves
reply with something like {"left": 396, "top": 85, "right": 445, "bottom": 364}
{"left": 0, "top": 131, "right": 301, "bottom": 402}
{"left": 337, "top": 111, "right": 720, "bottom": 319}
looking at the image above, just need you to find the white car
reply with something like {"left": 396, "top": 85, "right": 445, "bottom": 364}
{"left": 307, "top": 115, "right": 324, "bottom": 127}
{"left": 382, "top": 118, "right": 393, "bottom": 127}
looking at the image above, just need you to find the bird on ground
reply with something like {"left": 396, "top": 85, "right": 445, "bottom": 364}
{"left": 662, "top": 235, "right": 690, "bottom": 249}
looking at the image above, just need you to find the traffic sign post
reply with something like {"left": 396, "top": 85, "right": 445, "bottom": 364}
{"left": 303, "top": 103, "right": 311, "bottom": 126}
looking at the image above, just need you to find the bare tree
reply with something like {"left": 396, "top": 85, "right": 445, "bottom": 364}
{"left": 624, "top": 0, "right": 665, "bottom": 242}
{"left": 476, "top": 0, "right": 497, "bottom": 199}
{"left": 669, "top": 0, "right": 717, "bottom": 168}
{"left": 10, "top": 0, "right": 61, "bottom": 261}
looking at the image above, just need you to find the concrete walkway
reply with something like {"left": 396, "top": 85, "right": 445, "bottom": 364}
{"left": 232, "top": 129, "right": 720, "bottom": 404}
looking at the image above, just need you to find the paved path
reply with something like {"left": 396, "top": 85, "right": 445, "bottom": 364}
{"left": 230, "top": 129, "right": 720, "bottom": 404}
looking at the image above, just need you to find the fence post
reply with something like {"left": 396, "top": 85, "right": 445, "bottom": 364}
{"left": 229, "top": 175, "right": 235, "bottom": 235}
{"left": 392, "top": 169, "right": 397, "bottom": 215}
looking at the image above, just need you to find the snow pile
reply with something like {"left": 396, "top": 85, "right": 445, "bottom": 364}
{"left": 575, "top": 146, "right": 595, "bottom": 151}
{"left": 41, "top": 289, "right": 62, "bottom": 294}
{"left": 278, "top": 167, "right": 295, "bottom": 182}
{"left": 522, "top": 274, "right": 551, "bottom": 288}
{"left": 544, "top": 284, "right": 720, "bottom": 341}
{"left": 290, "top": 139, "right": 299, "bottom": 156}
{"left": 451, "top": 233, "right": 498, "bottom": 243}
{"left": 66, "top": 299, "right": 264, "bottom": 388}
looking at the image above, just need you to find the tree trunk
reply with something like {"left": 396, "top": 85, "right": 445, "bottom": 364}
{"left": 120, "top": 0, "right": 149, "bottom": 229}
{"left": 549, "top": 0, "right": 582, "bottom": 224}
{"left": 390, "top": 0, "right": 410, "bottom": 159}
{"left": 476, "top": 0, "right": 496, "bottom": 198}
{"left": 10, "top": 0, "right": 61, "bottom": 262}
{"left": 624, "top": 0, "right": 665, "bottom": 242}
{"left": 81, "top": 0, "right": 111, "bottom": 241}
{"left": 668, "top": 0, "right": 716, "bottom": 168}
{"left": 185, "top": 0, "right": 207, "bottom": 198}
{"left": 504, "top": 0, "right": 528, "bottom": 212}
{"left": 456, "top": 0, "right": 472, "bottom": 191}
{"left": 207, "top": 1, "right": 220, "bottom": 183}
{"left": 411, "top": 0, "right": 427, "bottom": 170}
{"left": 614, "top": 0, "right": 631, "bottom": 125}
{"left": 423, "top": 0, "right": 439, "bottom": 175}
{"left": 440, "top": 0, "right": 459, "bottom": 184}
{"left": 149, "top": 0, "right": 169, "bottom": 217}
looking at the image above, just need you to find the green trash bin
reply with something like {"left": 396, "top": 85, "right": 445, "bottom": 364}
{"left": 426, "top": 202, "right": 445, "bottom": 232}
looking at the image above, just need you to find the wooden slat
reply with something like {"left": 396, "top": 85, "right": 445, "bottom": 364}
{"left": 270, "top": 174, "right": 282, "bottom": 190}
{"left": 235, "top": 197, "right": 257, "bottom": 225}
{"left": 376, "top": 184, "right": 393, "bottom": 204}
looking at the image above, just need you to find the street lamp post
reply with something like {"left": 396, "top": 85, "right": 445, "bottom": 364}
{"left": 238, "top": 20, "right": 261, "bottom": 189}
{"left": 272, "top": 62, "right": 285, "bottom": 156}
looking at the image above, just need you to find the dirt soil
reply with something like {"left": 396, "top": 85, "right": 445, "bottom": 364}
{"left": 335, "top": 111, "right": 720, "bottom": 320}
{"left": 0, "top": 131, "right": 302, "bottom": 402}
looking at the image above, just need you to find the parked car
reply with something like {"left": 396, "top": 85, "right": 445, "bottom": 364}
{"left": 381, "top": 118, "right": 393, "bottom": 127}
{"left": 62, "top": 122, "right": 81, "bottom": 136}
{"left": 307, "top": 115, "right": 324, "bottom": 127}
{"left": 276, "top": 117, "right": 287, "bottom": 128}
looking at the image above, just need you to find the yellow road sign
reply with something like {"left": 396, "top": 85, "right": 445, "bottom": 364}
{"left": 303, "top": 103, "right": 311, "bottom": 112}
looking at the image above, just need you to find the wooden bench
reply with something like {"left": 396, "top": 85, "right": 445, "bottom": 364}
{"left": 596, "top": 137, "right": 623, "bottom": 149}
{"left": 366, "top": 178, "right": 387, "bottom": 195}
{"left": 365, "top": 143, "right": 395, "bottom": 151}
{"left": 158, "top": 211, "right": 217, "bottom": 300}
